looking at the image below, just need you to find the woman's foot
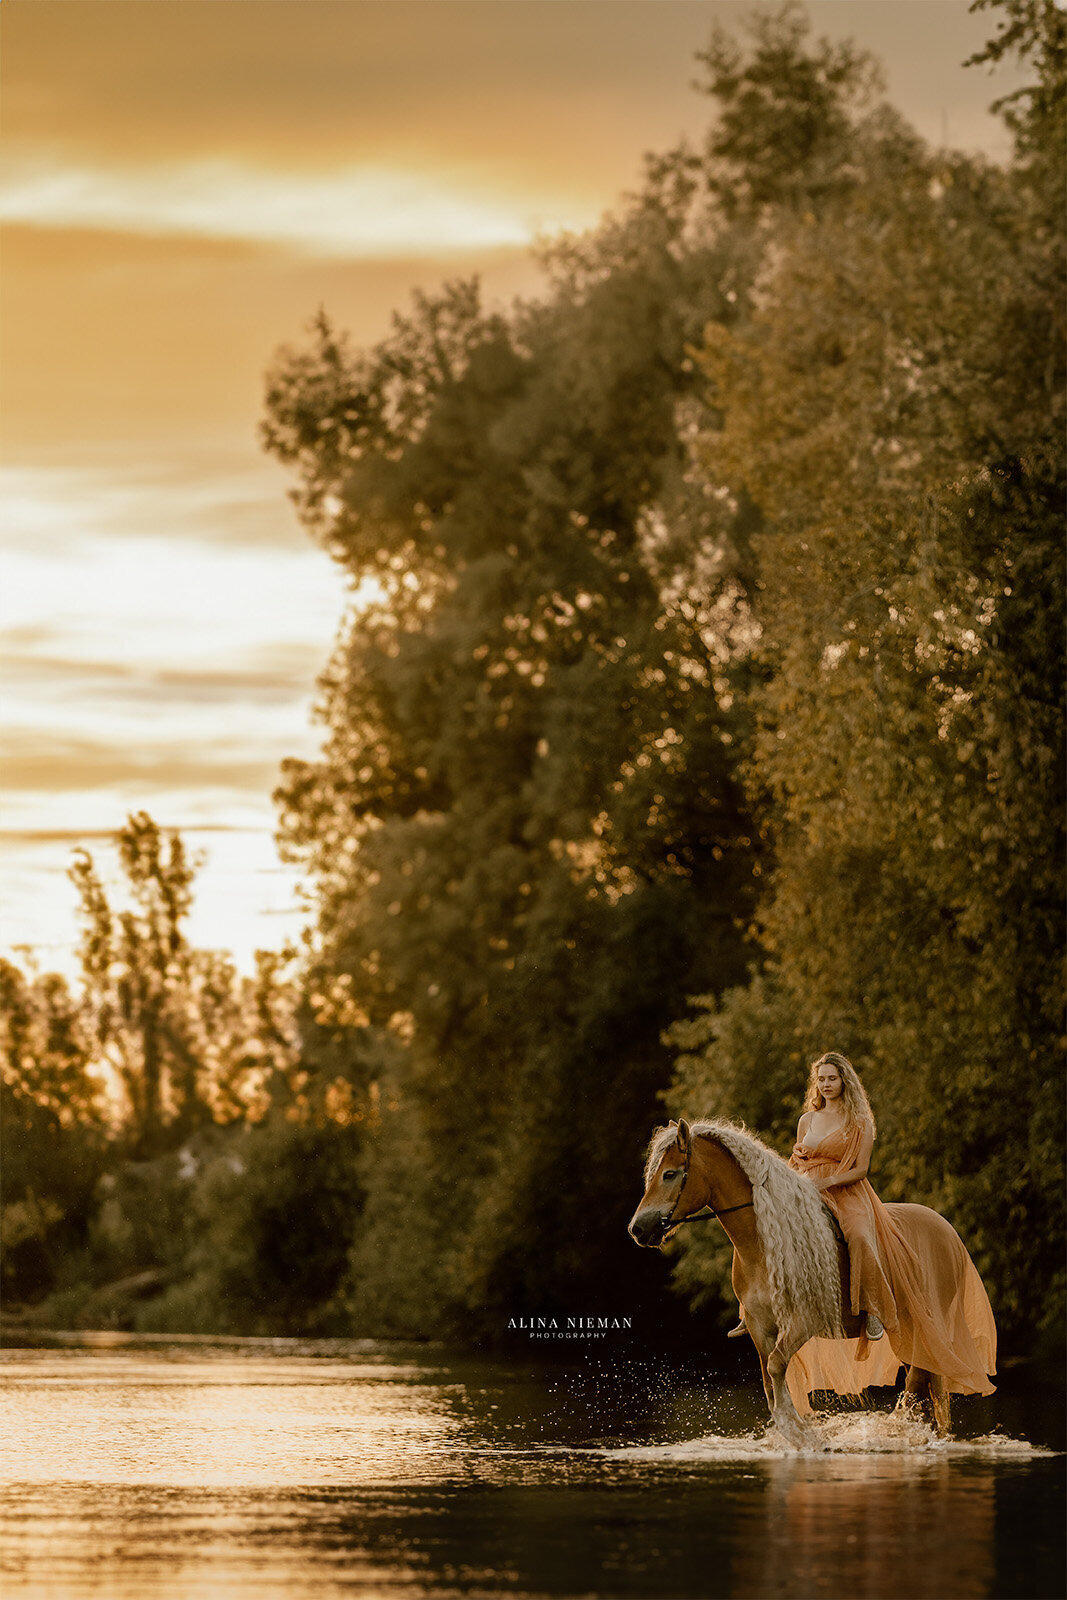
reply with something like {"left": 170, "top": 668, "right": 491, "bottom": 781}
{"left": 865, "top": 1313, "right": 884, "bottom": 1340}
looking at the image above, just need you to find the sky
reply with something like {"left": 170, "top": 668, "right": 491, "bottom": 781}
{"left": 0, "top": 0, "right": 1026, "bottom": 976}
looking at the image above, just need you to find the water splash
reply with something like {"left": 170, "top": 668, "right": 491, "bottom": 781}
{"left": 603, "top": 1405, "right": 1052, "bottom": 1462}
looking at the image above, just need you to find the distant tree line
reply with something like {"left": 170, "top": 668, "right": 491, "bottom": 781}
{"left": 1, "top": 813, "right": 364, "bottom": 1331}
{"left": 2, "top": 0, "right": 1062, "bottom": 1351}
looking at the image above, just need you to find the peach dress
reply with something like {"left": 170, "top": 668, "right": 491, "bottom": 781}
{"left": 785, "top": 1122, "right": 997, "bottom": 1411}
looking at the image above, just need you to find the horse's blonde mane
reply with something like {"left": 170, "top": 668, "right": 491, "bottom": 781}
{"left": 646, "top": 1118, "right": 843, "bottom": 1341}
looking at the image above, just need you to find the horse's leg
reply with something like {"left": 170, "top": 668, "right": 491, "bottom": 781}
{"left": 742, "top": 1298, "right": 779, "bottom": 1421}
{"left": 753, "top": 1341, "right": 773, "bottom": 1409}
{"left": 900, "top": 1363, "right": 927, "bottom": 1417}
{"left": 925, "top": 1371, "right": 950, "bottom": 1436}
{"left": 901, "top": 1367, "right": 952, "bottom": 1436}
{"left": 766, "top": 1331, "right": 814, "bottom": 1446}
{"left": 731, "top": 1256, "right": 771, "bottom": 1406}
{"left": 741, "top": 1283, "right": 812, "bottom": 1445}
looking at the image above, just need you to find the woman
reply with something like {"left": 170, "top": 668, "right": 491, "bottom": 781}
{"left": 788, "top": 1050, "right": 892, "bottom": 1344}
{"left": 780, "top": 1050, "right": 997, "bottom": 1409}
{"left": 728, "top": 1050, "right": 891, "bottom": 1343}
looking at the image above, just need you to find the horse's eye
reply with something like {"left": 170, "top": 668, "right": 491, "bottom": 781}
{"left": 663, "top": 1169, "right": 678, "bottom": 1182}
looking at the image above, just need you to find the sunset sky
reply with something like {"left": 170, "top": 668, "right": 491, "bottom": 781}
{"left": 1, "top": 1, "right": 1025, "bottom": 975}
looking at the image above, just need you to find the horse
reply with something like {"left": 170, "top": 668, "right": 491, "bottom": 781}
{"left": 628, "top": 1117, "right": 993, "bottom": 1442}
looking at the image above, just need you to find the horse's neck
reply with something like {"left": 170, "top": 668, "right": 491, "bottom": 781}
{"left": 691, "top": 1139, "right": 761, "bottom": 1255}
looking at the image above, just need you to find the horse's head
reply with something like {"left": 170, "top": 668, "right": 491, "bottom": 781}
{"left": 628, "top": 1118, "right": 695, "bottom": 1248}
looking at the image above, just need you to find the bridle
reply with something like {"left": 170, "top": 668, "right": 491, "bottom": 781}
{"left": 659, "top": 1130, "right": 754, "bottom": 1238}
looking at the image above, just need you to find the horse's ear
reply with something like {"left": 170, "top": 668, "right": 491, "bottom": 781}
{"left": 676, "top": 1118, "right": 691, "bottom": 1152}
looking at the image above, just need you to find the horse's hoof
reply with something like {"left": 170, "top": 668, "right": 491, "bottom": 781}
{"left": 770, "top": 1415, "right": 812, "bottom": 1450}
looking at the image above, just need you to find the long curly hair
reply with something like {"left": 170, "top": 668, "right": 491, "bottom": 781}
{"left": 803, "top": 1051, "right": 876, "bottom": 1134}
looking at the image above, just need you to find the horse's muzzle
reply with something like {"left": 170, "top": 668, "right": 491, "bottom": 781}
{"left": 628, "top": 1208, "right": 669, "bottom": 1248}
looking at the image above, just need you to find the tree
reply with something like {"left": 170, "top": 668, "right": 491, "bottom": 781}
{"left": 262, "top": 184, "right": 762, "bottom": 1332}
{"left": 71, "top": 812, "right": 301, "bottom": 1154}
{"left": 665, "top": 0, "right": 1065, "bottom": 1340}
{"left": 0, "top": 958, "right": 105, "bottom": 1302}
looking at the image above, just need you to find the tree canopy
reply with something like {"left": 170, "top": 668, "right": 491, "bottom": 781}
{"left": 666, "top": 0, "right": 1065, "bottom": 1339}
{"left": 261, "top": 0, "right": 1063, "bottom": 1341}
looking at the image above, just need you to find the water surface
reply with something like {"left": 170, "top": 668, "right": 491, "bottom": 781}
{"left": 1, "top": 1334, "right": 1061, "bottom": 1599}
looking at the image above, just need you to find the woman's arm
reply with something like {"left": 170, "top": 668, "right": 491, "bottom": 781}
{"left": 814, "top": 1120, "right": 875, "bottom": 1192}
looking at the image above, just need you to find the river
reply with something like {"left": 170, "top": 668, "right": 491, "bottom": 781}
{"left": 0, "top": 1333, "right": 1062, "bottom": 1599}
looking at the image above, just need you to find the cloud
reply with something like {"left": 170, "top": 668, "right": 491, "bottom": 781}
{"left": 3, "top": 492, "right": 346, "bottom": 684}
{"left": 0, "top": 824, "right": 266, "bottom": 845}
{"left": 0, "top": 729, "right": 286, "bottom": 796}
{"left": 0, "top": 1, "right": 717, "bottom": 191}
{"left": 2, "top": 623, "right": 335, "bottom": 784}
{"left": 1, "top": 644, "right": 329, "bottom": 708}
{"left": 0, "top": 157, "right": 591, "bottom": 258}
{"left": 0, "top": 461, "right": 307, "bottom": 552}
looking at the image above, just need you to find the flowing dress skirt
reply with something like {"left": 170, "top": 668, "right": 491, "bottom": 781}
{"left": 786, "top": 1127, "right": 997, "bottom": 1411}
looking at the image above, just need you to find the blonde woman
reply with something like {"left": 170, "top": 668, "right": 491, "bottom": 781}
{"left": 788, "top": 1051, "right": 892, "bottom": 1342}
{"left": 728, "top": 1049, "right": 891, "bottom": 1343}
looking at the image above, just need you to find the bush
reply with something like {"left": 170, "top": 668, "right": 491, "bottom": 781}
{"left": 142, "top": 1116, "right": 366, "bottom": 1336}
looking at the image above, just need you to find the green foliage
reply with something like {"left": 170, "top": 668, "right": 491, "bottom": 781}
{"left": 143, "top": 1116, "right": 366, "bottom": 1336}
{"left": 667, "top": 0, "right": 1065, "bottom": 1340}
{"left": 967, "top": 0, "right": 1066, "bottom": 162}
{"left": 0, "top": 960, "right": 105, "bottom": 1302}
{"left": 695, "top": 0, "right": 886, "bottom": 216}
{"left": 2, "top": 816, "right": 312, "bottom": 1323}
{"left": 88, "top": 1148, "right": 198, "bottom": 1284}
{"left": 263, "top": 168, "right": 761, "bottom": 1333}
{"left": 257, "top": 0, "right": 1063, "bottom": 1344}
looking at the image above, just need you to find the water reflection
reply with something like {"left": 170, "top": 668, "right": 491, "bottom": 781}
{"left": 0, "top": 1335, "right": 1062, "bottom": 1600}
{"left": 0, "top": 1348, "right": 461, "bottom": 1489}
{"left": 731, "top": 1455, "right": 994, "bottom": 1599}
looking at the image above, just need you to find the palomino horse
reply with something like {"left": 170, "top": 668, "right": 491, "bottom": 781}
{"left": 629, "top": 1118, "right": 992, "bottom": 1441}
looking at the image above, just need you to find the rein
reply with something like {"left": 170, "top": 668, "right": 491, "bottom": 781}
{"left": 670, "top": 1200, "right": 755, "bottom": 1227}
